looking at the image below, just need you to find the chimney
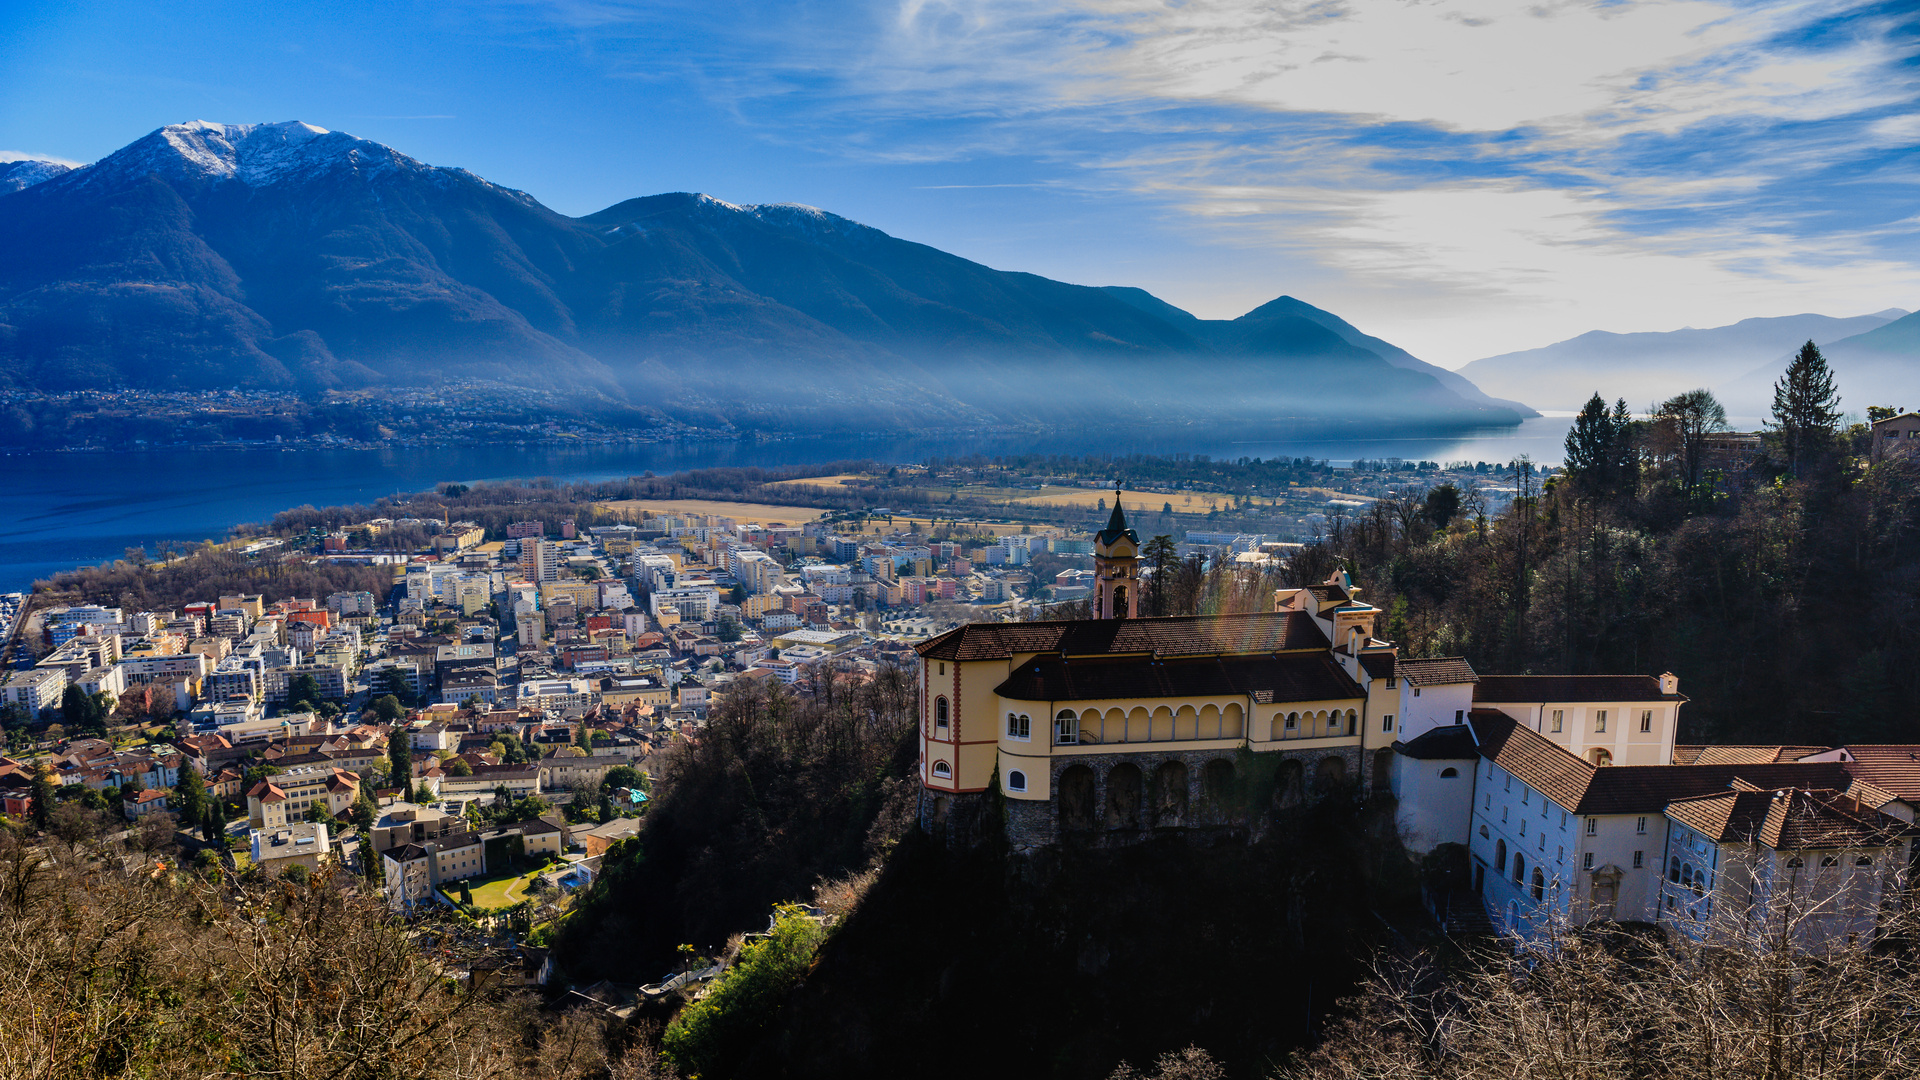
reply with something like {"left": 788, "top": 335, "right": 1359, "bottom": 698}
{"left": 1659, "top": 671, "right": 1679, "bottom": 696}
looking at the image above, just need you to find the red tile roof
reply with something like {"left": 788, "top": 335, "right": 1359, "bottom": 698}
{"left": 1823, "top": 746, "right": 1920, "bottom": 801}
{"left": 1671, "top": 745, "right": 1829, "bottom": 765}
{"left": 916, "top": 611, "right": 1328, "bottom": 662}
{"left": 1473, "top": 675, "right": 1684, "bottom": 703}
{"left": 1397, "top": 656, "right": 1478, "bottom": 686}
{"left": 1468, "top": 711, "right": 1853, "bottom": 814}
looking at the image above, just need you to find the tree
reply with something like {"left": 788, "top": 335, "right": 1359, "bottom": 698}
{"left": 446, "top": 757, "right": 473, "bottom": 777}
{"left": 716, "top": 616, "right": 742, "bottom": 643}
{"left": 411, "top": 782, "right": 436, "bottom": 804}
{"left": 1653, "top": 387, "right": 1728, "bottom": 492}
{"left": 60, "top": 685, "right": 104, "bottom": 735}
{"left": 601, "top": 764, "right": 642, "bottom": 792}
{"left": 1422, "top": 483, "right": 1463, "bottom": 529}
{"left": 1142, "top": 534, "right": 1180, "bottom": 617}
{"left": 1563, "top": 393, "right": 1636, "bottom": 497}
{"left": 287, "top": 674, "right": 324, "bottom": 709}
{"left": 387, "top": 732, "right": 413, "bottom": 792}
{"left": 370, "top": 694, "right": 405, "bottom": 723}
{"left": 29, "top": 765, "right": 55, "bottom": 831}
{"left": 1771, "top": 339, "right": 1842, "bottom": 476}
{"left": 174, "top": 765, "right": 208, "bottom": 827}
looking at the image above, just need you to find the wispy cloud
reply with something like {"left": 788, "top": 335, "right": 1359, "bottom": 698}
{"left": 0, "top": 149, "right": 85, "bottom": 166}
{"left": 490, "top": 0, "right": 1920, "bottom": 359}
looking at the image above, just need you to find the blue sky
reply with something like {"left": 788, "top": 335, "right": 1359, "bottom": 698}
{"left": 2, "top": 0, "right": 1915, "bottom": 365}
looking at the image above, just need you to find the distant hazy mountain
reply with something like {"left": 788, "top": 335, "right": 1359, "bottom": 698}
{"left": 0, "top": 159, "right": 70, "bottom": 193}
{"left": 1717, "top": 310, "right": 1920, "bottom": 417}
{"left": 1457, "top": 312, "right": 1907, "bottom": 413}
{"left": 0, "top": 121, "right": 1525, "bottom": 433}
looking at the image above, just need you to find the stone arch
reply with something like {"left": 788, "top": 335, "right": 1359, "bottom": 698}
{"left": 1199, "top": 703, "right": 1222, "bottom": 739}
{"left": 1222, "top": 702, "right": 1244, "bottom": 738}
{"left": 1174, "top": 705, "right": 1199, "bottom": 741}
{"left": 1326, "top": 709, "right": 1342, "bottom": 735}
{"left": 1128, "top": 707, "right": 1151, "bottom": 742}
{"left": 1151, "top": 706, "right": 1175, "bottom": 741}
{"left": 1275, "top": 758, "right": 1306, "bottom": 808}
{"left": 1371, "top": 748, "right": 1394, "bottom": 793}
{"left": 1103, "top": 708, "right": 1125, "bottom": 743}
{"left": 1105, "top": 763, "right": 1143, "bottom": 829}
{"left": 1313, "top": 754, "right": 1347, "bottom": 794}
{"left": 1204, "top": 758, "right": 1236, "bottom": 821}
{"left": 1059, "top": 765, "right": 1096, "bottom": 831}
{"left": 1152, "top": 760, "right": 1190, "bottom": 826}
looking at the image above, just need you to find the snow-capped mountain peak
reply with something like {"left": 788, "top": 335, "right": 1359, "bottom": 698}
{"left": 0, "top": 159, "right": 73, "bottom": 194}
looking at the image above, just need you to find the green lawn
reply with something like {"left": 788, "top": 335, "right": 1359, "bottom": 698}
{"left": 463, "top": 866, "right": 549, "bottom": 909}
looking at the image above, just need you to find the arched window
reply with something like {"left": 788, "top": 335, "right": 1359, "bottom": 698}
{"left": 1669, "top": 857, "right": 1682, "bottom": 883}
{"left": 1786, "top": 856, "right": 1804, "bottom": 869}
{"left": 1513, "top": 853, "right": 1527, "bottom": 884}
{"left": 1007, "top": 712, "right": 1031, "bottom": 740}
{"left": 1820, "top": 854, "right": 1840, "bottom": 868}
{"left": 1690, "top": 869, "right": 1705, "bottom": 896}
{"left": 1495, "top": 839, "right": 1507, "bottom": 873}
{"left": 1053, "top": 711, "right": 1079, "bottom": 745}
{"left": 931, "top": 761, "right": 952, "bottom": 779}
{"left": 1440, "top": 767, "right": 1459, "bottom": 778}
{"left": 1479, "top": 824, "right": 1490, "bottom": 838}
{"left": 1532, "top": 867, "right": 1545, "bottom": 901}
{"left": 1285, "top": 711, "right": 1298, "bottom": 731}
{"left": 1327, "top": 711, "right": 1341, "bottom": 733}
{"left": 934, "top": 697, "right": 949, "bottom": 734}
{"left": 1855, "top": 855, "right": 1874, "bottom": 866}
{"left": 1589, "top": 748, "right": 1612, "bottom": 767}
{"left": 1006, "top": 770, "right": 1027, "bottom": 792}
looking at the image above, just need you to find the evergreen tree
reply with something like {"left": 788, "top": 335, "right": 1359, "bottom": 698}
{"left": 1141, "top": 534, "right": 1180, "bottom": 616}
{"left": 387, "top": 731, "right": 412, "bottom": 793}
{"left": 1564, "top": 392, "right": 1636, "bottom": 497}
{"left": 174, "top": 765, "right": 208, "bottom": 827}
{"left": 1771, "top": 339, "right": 1842, "bottom": 476}
{"left": 29, "top": 764, "right": 55, "bottom": 831}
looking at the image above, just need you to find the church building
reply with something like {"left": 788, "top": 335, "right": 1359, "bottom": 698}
{"left": 914, "top": 498, "right": 1683, "bottom": 850}
{"left": 916, "top": 498, "right": 1919, "bottom": 947}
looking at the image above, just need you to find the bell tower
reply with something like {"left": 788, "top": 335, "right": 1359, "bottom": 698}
{"left": 1092, "top": 490, "right": 1140, "bottom": 619}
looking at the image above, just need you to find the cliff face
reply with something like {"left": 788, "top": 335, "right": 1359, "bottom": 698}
{"left": 755, "top": 800, "right": 1419, "bottom": 1080}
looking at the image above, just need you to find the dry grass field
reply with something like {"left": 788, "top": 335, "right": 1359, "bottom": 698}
{"left": 597, "top": 498, "right": 831, "bottom": 524}
{"left": 767, "top": 473, "right": 866, "bottom": 490}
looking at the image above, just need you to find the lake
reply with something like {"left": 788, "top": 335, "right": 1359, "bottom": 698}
{"left": 0, "top": 415, "right": 1580, "bottom": 591}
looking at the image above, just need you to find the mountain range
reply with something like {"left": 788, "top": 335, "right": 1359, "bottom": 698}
{"left": 0, "top": 121, "right": 1530, "bottom": 434}
{"left": 1458, "top": 310, "right": 1914, "bottom": 417}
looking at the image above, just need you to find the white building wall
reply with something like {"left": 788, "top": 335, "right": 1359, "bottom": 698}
{"left": 1469, "top": 758, "right": 1578, "bottom": 936}
{"left": 1397, "top": 682, "right": 1475, "bottom": 742}
{"left": 1489, "top": 699, "right": 1678, "bottom": 766}
{"left": 1390, "top": 754, "right": 1475, "bottom": 854}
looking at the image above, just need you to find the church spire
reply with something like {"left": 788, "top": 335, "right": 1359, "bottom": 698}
{"left": 1093, "top": 490, "right": 1140, "bottom": 619}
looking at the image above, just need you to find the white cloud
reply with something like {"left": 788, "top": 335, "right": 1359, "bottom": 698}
{"left": 0, "top": 150, "right": 85, "bottom": 166}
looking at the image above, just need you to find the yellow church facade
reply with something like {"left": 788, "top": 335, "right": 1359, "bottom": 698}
{"left": 915, "top": 500, "right": 1405, "bottom": 847}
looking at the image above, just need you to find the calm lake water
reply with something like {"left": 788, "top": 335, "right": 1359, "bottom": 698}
{"left": 0, "top": 416, "right": 1580, "bottom": 591}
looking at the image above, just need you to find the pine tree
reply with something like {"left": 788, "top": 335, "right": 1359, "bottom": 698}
{"left": 1771, "top": 339, "right": 1842, "bottom": 476}
{"left": 1564, "top": 393, "right": 1636, "bottom": 497}
{"left": 29, "top": 764, "right": 55, "bottom": 831}
{"left": 387, "top": 732, "right": 412, "bottom": 794}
